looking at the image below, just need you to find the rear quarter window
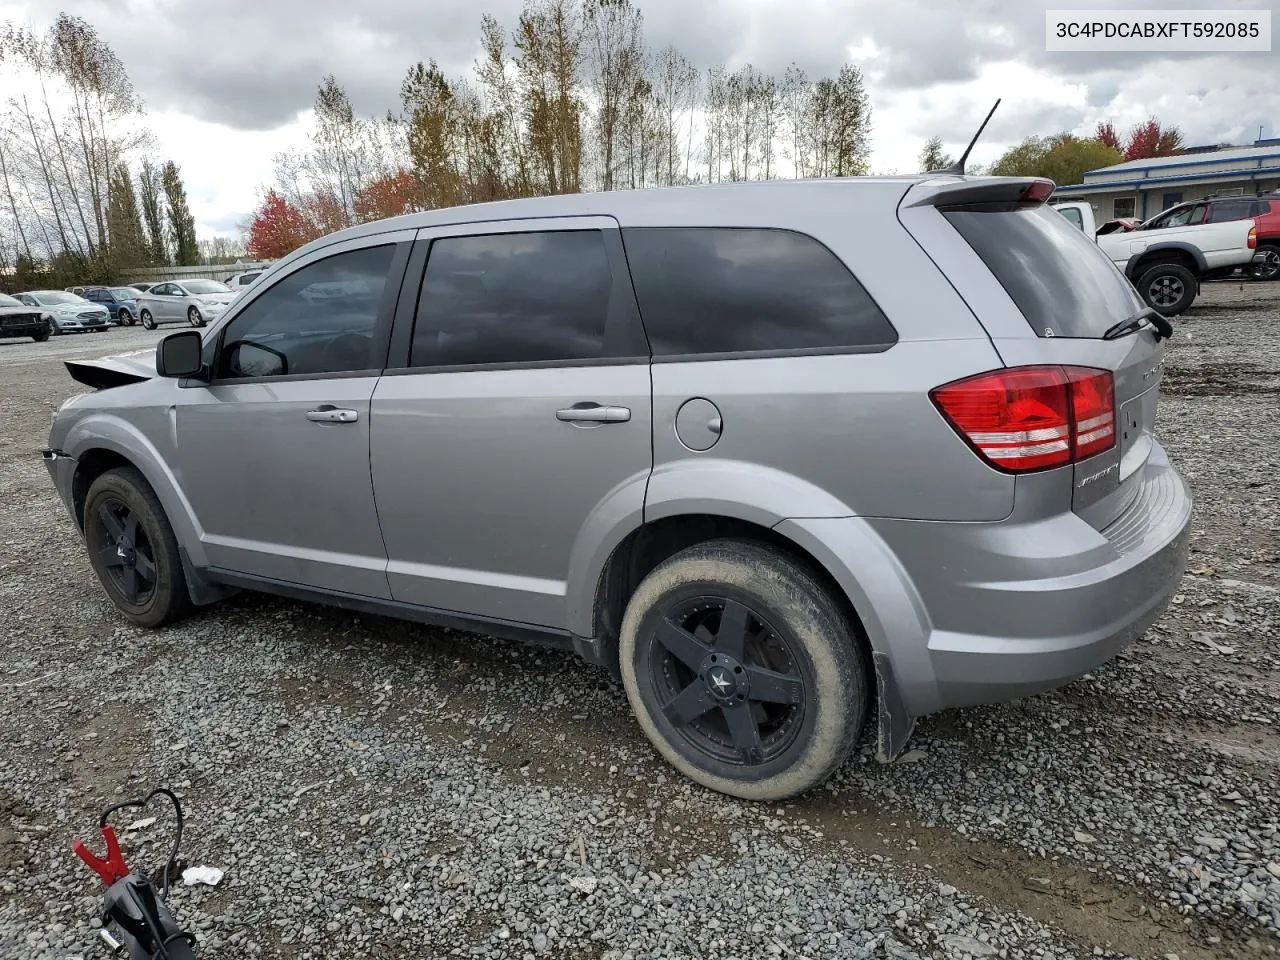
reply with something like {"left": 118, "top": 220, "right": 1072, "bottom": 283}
{"left": 621, "top": 227, "right": 896, "bottom": 357}
{"left": 942, "top": 203, "right": 1143, "bottom": 339}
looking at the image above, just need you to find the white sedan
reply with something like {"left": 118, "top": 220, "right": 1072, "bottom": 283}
{"left": 136, "top": 279, "right": 237, "bottom": 329}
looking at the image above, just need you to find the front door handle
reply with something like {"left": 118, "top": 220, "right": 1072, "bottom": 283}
{"left": 556, "top": 403, "right": 631, "bottom": 423}
{"left": 306, "top": 406, "right": 359, "bottom": 423}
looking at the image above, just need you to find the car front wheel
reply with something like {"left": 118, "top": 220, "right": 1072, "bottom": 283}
{"left": 188, "top": 306, "right": 203, "bottom": 327}
{"left": 83, "top": 466, "right": 193, "bottom": 628}
{"left": 119, "top": 309, "right": 135, "bottom": 325}
{"left": 139, "top": 309, "right": 156, "bottom": 330}
{"left": 619, "top": 539, "right": 870, "bottom": 801}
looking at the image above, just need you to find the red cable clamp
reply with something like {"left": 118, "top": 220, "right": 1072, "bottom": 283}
{"left": 73, "top": 825, "right": 131, "bottom": 887}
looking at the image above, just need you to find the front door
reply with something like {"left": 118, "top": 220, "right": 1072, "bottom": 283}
{"left": 370, "top": 218, "right": 653, "bottom": 628}
{"left": 174, "top": 235, "right": 411, "bottom": 598}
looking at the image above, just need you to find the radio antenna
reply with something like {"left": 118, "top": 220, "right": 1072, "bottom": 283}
{"left": 936, "top": 98, "right": 1001, "bottom": 175}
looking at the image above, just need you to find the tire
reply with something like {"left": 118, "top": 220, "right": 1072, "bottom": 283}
{"left": 1251, "top": 244, "right": 1280, "bottom": 282}
{"left": 83, "top": 466, "right": 193, "bottom": 628}
{"left": 46, "top": 319, "right": 59, "bottom": 337}
{"left": 31, "top": 328, "right": 48, "bottom": 342}
{"left": 140, "top": 309, "right": 156, "bottom": 330}
{"left": 1136, "top": 262, "right": 1197, "bottom": 316}
{"left": 619, "top": 539, "right": 870, "bottom": 801}
{"left": 118, "top": 309, "right": 134, "bottom": 325}
{"left": 188, "top": 306, "right": 203, "bottom": 327}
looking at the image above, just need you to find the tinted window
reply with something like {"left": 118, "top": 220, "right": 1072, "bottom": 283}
{"left": 622, "top": 227, "right": 896, "bottom": 356}
{"left": 216, "top": 244, "right": 396, "bottom": 379}
{"left": 411, "top": 231, "right": 615, "bottom": 367}
{"left": 943, "top": 202, "right": 1143, "bottom": 339}
{"left": 1208, "top": 199, "right": 1258, "bottom": 222}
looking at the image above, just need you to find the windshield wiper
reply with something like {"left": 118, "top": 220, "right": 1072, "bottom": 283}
{"left": 1102, "top": 306, "right": 1173, "bottom": 342}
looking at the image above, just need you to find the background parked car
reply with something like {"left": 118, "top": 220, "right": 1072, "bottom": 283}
{"left": 81, "top": 285, "right": 140, "bottom": 325}
{"left": 13, "top": 290, "right": 111, "bottom": 334}
{"left": 222, "top": 270, "right": 265, "bottom": 295}
{"left": 0, "top": 291, "right": 50, "bottom": 342}
{"left": 128, "top": 282, "right": 159, "bottom": 293}
{"left": 136, "top": 279, "right": 236, "bottom": 329}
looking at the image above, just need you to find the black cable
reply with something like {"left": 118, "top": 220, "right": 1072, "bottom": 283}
{"left": 150, "top": 930, "right": 197, "bottom": 960}
{"left": 99, "top": 788, "right": 185, "bottom": 900}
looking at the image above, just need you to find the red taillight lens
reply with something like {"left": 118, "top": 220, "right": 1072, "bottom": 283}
{"left": 930, "top": 365, "right": 1115, "bottom": 473}
{"left": 1248, "top": 224, "right": 1258, "bottom": 249}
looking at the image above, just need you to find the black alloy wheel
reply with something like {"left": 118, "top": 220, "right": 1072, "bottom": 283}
{"left": 644, "top": 597, "right": 805, "bottom": 767}
{"left": 92, "top": 495, "right": 159, "bottom": 606}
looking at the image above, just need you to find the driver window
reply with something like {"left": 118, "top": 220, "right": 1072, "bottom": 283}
{"left": 214, "top": 244, "right": 396, "bottom": 380}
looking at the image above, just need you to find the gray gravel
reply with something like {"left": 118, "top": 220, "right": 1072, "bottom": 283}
{"left": 1, "top": 284, "right": 1278, "bottom": 960}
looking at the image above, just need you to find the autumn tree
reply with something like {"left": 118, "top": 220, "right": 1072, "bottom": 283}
{"left": 246, "top": 190, "right": 312, "bottom": 259}
{"left": 990, "top": 134, "right": 1122, "bottom": 185}
{"left": 161, "top": 160, "right": 198, "bottom": 265}
{"left": 354, "top": 169, "right": 418, "bottom": 221}
{"left": 401, "top": 60, "right": 463, "bottom": 208}
{"left": 919, "top": 136, "right": 953, "bottom": 172}
{"left": 516, "top": 0, "right": 585, "bottom": 194}
{"left": 1123, "top": 117, "right": 1183, "bottom": 160}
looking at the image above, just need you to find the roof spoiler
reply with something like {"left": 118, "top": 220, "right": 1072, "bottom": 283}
{"left": 901, "top": 177, "right": 1057, "bottom": 209}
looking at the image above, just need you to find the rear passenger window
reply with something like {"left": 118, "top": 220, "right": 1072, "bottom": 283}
{"left": 1208, "top": 199, "right": 1256, "bottom": 223}
{"left": 412, "top": 231, "right": 617, "bottom": 367}
{"left": 621, "top": 227, "right": 896, "bottom": 357}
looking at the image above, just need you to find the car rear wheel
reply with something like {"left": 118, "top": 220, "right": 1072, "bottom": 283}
{"left": 83, "top": 467, "right": 193, "bottom": 628}
{"left": 619, "top": 539, "right": 870, "bottom": 801}
{"left": 1251, "top": 244, "right": 1280, "bottom": 282}
{"left": 1136, "top": 262, "right": 1197, "bottom": 316}
{"left": 188, "top": 306, "right": 203, "bottom": 327}
{"left": 139, "top": 309, "right": 156, "bottom": 330}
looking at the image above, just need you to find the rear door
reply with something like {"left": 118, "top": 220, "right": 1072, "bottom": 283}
{"left": 369, "top": 217, "right": 653, "bottom": 629}
{"left": 901, "top": 184, "right": 1163, "bottom": 531}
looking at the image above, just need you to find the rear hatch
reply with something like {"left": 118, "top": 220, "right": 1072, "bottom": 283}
{"left": 901, "top": 178, "right": 1166, "bottom": 532}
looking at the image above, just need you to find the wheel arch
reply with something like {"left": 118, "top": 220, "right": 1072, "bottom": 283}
{"left": 578, "top": 507, "right": 926, "bottom": 762}
{"left": 63, "top": 420, "right": 230, "bottom": 605}
{"left": 1124, "top": 243, "right": 1204, "bottom": 279}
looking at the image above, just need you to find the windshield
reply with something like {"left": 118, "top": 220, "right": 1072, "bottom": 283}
{"left": 183, "top": 280, "right": 231, "bottom": 295}
{"left": 942, "top": 202, "right": 1143, "bottom": 339}
{"left": 33, "top": 291, "right": 82, "bottom": 305}
{"left": 110, "top": 287, "right": 136, "bottom": 299}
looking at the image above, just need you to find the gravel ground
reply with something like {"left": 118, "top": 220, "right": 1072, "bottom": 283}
{"left": 1, "top": 284, "right": 1277, "bottom": 960}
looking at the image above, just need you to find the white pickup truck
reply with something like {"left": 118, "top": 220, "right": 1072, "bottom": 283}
{"left": 1053, "top": 200, "right": 1263, "bottom": 315}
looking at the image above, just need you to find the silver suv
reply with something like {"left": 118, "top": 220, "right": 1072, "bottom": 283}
{"left": 43, "top": 176, "right": 1192, "bottom": 801}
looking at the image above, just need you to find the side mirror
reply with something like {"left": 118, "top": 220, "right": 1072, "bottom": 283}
{"left": 156, "top": 330, "right": 205, "bottom": 379}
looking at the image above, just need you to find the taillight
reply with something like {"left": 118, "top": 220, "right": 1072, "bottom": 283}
{"left": 930, "top": 365, "right": 1116, "bottom": 473}
{"left": 1248, "top": 224, "right": 1258, "bottom": 249}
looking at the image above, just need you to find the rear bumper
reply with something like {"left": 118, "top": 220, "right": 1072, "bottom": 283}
{"left": 863, "top": 442, "right": 1191, "bottom": 716}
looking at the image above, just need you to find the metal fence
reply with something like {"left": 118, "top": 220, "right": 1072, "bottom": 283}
{"left": 122, "top": 261, "right": 278, "bottom": 283}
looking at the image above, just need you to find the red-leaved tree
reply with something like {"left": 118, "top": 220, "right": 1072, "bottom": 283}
{"left": 246, "top": 190, "right": 313, "bottom": 259}
{"left": 354, "top": 169, "right": 418, "bottom": 223}
{"left": 1092, "top": 117, "right": 1184, "bottom": 162}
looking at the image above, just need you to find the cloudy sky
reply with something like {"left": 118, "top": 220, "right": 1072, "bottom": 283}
{"left": 2, "top": 0, "right": 1277, "bottom": 238}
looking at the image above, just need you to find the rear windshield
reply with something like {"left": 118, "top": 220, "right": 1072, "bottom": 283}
{"left": 942, "top": 202, "right": 1143, "bottom": 339}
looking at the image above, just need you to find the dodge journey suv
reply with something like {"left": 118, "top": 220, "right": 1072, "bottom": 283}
{"left": 44, "top": 176, "right": 1192, "bottom": 801}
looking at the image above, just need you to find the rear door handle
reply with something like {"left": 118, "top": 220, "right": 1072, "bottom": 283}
{"left": 556, "top": 403, "right": 631, "bottom": 423}
{"left": 306, "top": 406, "right": 359, "bottom": 423}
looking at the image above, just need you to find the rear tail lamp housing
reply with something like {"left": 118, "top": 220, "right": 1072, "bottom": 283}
{"left": 1248, "top": 224, "right": 1258, "bottom": 249}
{"left": 929, "top": 365, "right": 1116, "bottom": 473}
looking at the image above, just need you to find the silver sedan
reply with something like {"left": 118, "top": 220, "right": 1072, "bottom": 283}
{"left": 136, "top": 279, "right": 237, "bottom": 329}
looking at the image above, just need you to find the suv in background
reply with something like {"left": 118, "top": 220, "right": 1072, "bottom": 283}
{"left": 43, "top": 177, "right": 1192, "bottom": 801}
{"left": 82, "top": 285, "right": 141, "bottom": 325}
{"left": 223, "top": 270, "right": 265, "bottom": 295}
{"left": 1192, "top": 194, "right": 1280, "bottom": 281}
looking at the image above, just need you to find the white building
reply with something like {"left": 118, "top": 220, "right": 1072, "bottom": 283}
{"left": 1051, "top": 138, "right": 1280, "bottom": 223}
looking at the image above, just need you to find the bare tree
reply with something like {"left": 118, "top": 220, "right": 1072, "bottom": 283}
{"left": 651, "top": 46, "right": 697, "bottom": 186}
{"left": 584, "top": 0, "right": 645, "bottom": 191}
